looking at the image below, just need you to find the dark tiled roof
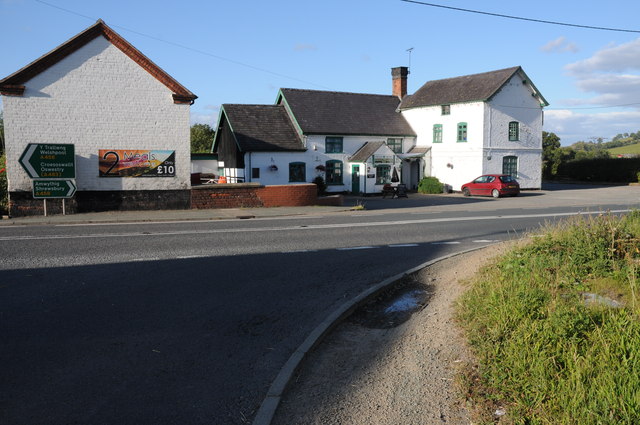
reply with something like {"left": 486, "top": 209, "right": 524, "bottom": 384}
{"left": 222, "top": 104, "right": 305, "bottom": 152}
{"left": 279, "top": 88, "right": 416, "bottom": 137}
{"left": 399, "top": 67, "right": 521, "bottom": 110}
{"left": 0, "top": 20, "right": 196, "bottom": 103}
{"left": 349, "top": 141, "right": 386, "bottom": 162}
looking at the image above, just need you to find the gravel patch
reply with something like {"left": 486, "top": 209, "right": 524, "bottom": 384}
{"left": 272, "top": 247, "right": 502, "bottom": 425}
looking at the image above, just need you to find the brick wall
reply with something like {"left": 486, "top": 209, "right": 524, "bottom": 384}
{"left": 9, "top": 189, "right": 190, "bottom": 216}
{"left": 191, "top": 183, "right": 326, "bottom": 209}
{"left": 256, "top": 184, "right": 317, "bottom": 207}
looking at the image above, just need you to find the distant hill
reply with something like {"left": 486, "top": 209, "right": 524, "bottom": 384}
{"left": 607, "top": 142, "right": 640, "bottom": 155}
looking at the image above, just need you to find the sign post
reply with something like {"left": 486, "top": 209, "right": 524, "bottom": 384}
{"left": 20, "top": 144, "right": 76, "bottom": 216}
{"left": 32, "top": 180, "right": 77, "bottom": 199}
{"left": 20, "top": 143, "right": 75, "bottom": 179}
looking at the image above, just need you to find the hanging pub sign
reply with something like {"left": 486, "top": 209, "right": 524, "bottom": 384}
{"left": 99, "top": 150, "right": 175, "bottom": 177}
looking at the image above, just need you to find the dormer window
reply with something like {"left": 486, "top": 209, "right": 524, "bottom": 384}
{"left": 325, "top": 136, "right": 343, "bottom": 153}
{"left": 441, "top": 105, "right": 451, "bottom": 115}
{"left": 386, "top": 138, "right": 403, "bottom": 153}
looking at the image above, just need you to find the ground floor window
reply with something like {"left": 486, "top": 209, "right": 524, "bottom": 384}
{"left": 288, "top": 162, "right": 305, "bottom": 182}
{"left": 502, "top": 155, "right": 518, "bottom": 178}
{"left": 325, "top": 160, "right": 343, "bottom": 185}
{"left": 376, "top": 165, "right": 391, "bottom": 184}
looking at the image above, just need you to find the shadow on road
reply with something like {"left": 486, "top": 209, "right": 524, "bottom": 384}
{"left": 1, "top": 241, "right": 459, "bottom": 425}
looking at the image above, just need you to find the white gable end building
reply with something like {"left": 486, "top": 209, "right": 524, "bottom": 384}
{"left": 399, "top": 66, "right": 548, "bottom": 190}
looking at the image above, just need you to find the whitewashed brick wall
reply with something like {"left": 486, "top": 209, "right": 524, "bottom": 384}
{"left": 3, "top": 36, "right": 191, "bottom": 192}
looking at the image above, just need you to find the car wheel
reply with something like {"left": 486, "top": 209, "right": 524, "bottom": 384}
{"left": 491, "top": 189, "right": 500, "bottom": 198}
{"left": 462, "top": 188, "right": 470, "bottom": 197}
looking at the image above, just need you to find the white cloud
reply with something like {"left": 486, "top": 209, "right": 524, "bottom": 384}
{"left": 555, "top": 37, "right": 640, "bottom": 144}
{"left": 541, "top": 36, "right": 578, "bottom": 53}
{"left": 545, "top": 109, "right": 640, "bottom": 143}
{"left": 566, "top": 38, "right": 640, "bottom": 75}
{"left": 294, "top": 43, "right": 318, "bottom": 52}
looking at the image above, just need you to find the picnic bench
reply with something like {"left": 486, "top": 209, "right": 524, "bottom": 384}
{"left": 382, "top": 183, "right": 408, "bottom": 198}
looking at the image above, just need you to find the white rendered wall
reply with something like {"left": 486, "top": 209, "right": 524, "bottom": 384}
{"left": 242, "top": 135, "right": 414, "bottom": 193}
{"left": 402, "top": 101, "right": 486, "bottom": 190}
{"left": 483, "top": 74, "right": 544, "bottom": 189}
{"left": 3, "top": 36, "right": 191, "bottom": 193}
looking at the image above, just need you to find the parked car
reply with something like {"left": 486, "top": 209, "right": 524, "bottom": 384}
{"left": 461, "top": 174, "right": 520, "bottom": 198}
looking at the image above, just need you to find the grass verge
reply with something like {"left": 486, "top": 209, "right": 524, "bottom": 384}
{"left": 457, "top": 212, "right": 640, "bottom": 424}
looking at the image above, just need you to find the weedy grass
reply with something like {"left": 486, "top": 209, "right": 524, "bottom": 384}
{"left": 457, "top": 212, "right": 640, "bottom": 424}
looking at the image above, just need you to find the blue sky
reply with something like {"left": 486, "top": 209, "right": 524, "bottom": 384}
{"left": 2, "top": 0, "right": 639, "bottom": 145}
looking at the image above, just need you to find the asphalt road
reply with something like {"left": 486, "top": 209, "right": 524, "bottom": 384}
{"left": 1, "top": 186, "right": 639, "bottom": 425}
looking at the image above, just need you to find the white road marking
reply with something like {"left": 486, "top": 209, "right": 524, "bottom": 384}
{"left": 337, "top": 246, "right": 376, "bottom": 251}
{"left": 280, "top": 249, "right": 318, "bottom": 253}
{"left": 431, "top": 241, "right": 461, "bottom": 245}
{"left": 1, "top": 209, "right": 632, "bottom": 242}
{"left": 473, "top": 239, "right": 500, "bottom": 243}
{"left": 388, "top": 244, "right": 419, "bottom": 247}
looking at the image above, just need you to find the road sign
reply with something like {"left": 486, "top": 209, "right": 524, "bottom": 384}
{"left": 32, "top": 180, "right": 77, "bottom": 199}
{"left": 19, "top": 143, "right": 75, "bottom": 179}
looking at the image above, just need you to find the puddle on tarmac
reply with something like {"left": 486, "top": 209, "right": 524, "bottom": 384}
{"left": 348, "top": 279, "right": 433, "bottom": 329}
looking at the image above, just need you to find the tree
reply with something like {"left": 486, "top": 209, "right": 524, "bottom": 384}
{"left": 542, "top": 131, "right": 561, "bottom": 179}
{"left": 190, "top": 123, "right": 215, "bottom": 153}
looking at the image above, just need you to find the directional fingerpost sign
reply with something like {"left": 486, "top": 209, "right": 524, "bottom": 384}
{"left": 20, "top": 143, "right": 75, "bottom": 179}
{"left": 32, "top": 180, "right": 77, "bottom": 199}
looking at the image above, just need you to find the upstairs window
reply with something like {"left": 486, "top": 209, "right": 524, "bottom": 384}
{"left": 433, "top": 124, "right": 443, "bottom": 143}
{"left": 325, "top": 136, "right": 343, "bottom": 153}
{"left": 325, "top": 160, "right": 343, "bottom": 185}
{"left": 289, "top": 162, "right": 306, "bottom": 182}
{"left": 441, "top": 105, "right": 450, "bottom": 115}
{"left": 509, "top": 121, "right": 520, "bottom": 141}
{"left": 457, "top": 122, "right": 468, "bottom": 142}
{"left": 386, "top": 138, "right": 403, "bottom": 153}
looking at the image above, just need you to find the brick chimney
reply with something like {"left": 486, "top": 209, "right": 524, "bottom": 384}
{"left": 391, "top": 66, "right": 409, "bottom": 99}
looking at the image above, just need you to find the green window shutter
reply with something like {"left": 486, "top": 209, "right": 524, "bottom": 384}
{"left": 509, "top": 121, "right": 520, "bottom": 141}
{"left": 325, "top": 160, "right": 343, "bottom": 185}
{"left": 457, "top": 122, "right": 467, "bottom": 142}
{"left": 433, "top": 124, "right": 442, "bottom": 143}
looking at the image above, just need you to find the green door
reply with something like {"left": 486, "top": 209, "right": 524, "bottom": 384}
{"left": 351, "top": 165, "right": 360, "bottom": 194}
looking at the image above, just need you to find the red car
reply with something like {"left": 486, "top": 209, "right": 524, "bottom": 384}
{"left": 461, "top": 174, "right": 520, "bottom": 198}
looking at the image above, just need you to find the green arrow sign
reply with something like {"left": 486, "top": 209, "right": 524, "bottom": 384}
{"left": 32, "top": 180, "right": 77, "bottom": 199}
{"left": 19, "top": 143, "right": 75, "bottom": 179}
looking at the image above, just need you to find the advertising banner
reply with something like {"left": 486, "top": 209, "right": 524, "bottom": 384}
{"left": 99, "top": 150, "right": 175, "bottom": 177}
